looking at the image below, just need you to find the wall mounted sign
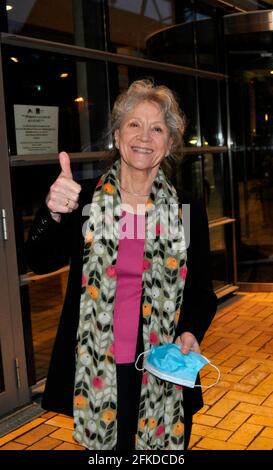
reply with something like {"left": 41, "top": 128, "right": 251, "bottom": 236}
{"left": 14, "top": 105, "right": 59, "bottom": 155}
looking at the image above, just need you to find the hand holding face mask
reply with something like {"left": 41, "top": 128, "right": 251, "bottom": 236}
{"left": 135, "top": 343, "right": 220, "bottom": 388}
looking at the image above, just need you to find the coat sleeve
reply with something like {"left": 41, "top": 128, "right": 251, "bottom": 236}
{"left": 25, "top": 203, "right": 75, "bottom": 274}
{"left": 25, "top": 180, "right": 97, "bottom": 274}
{"left": 175, "top": 196, "right": 218, "bottom": 344}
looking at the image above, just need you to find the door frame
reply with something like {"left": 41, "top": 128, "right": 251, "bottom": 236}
{"left": 0, "top": 45, "right": 30, "bottom": 416}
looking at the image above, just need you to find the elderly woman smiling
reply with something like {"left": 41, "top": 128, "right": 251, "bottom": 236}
{"left": 26, "top": 79, "right": 217, "bottom": 451}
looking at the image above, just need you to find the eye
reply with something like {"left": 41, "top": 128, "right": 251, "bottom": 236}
{"left": 128, "top": 121, "right": 139, "bottom": 128}
{"left": 153, "top": 126, "right": 163, "bottom": 133}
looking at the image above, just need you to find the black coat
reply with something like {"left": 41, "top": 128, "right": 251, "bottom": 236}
{"left": 26, "top": 179, "right": 217, "bottom": 419}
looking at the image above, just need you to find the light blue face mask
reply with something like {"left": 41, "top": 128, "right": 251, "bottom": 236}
{"left": 135, "top": 343, "right": 220, "bottom": 389}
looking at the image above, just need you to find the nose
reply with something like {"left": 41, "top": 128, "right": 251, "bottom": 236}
{"left": 137, "top": 126, "right": 151, "bottom": 142}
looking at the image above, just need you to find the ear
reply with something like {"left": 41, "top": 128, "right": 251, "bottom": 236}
{"left": 114, "top": 129, "right": 120, "bottom": 149}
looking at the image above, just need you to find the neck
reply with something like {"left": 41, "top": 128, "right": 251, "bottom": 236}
{"left": 120, "top": 162, "right": 159, "bottom": 198}
{"left": 120, "top": 185, "right": 150, "bottom": 197}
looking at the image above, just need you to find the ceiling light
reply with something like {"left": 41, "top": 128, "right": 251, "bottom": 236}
{"left": 60, "top": 73, "right": 69, "bottom": 78}
{"left": 6, "top": 5, "right": 13, "bottom": 11}
{"left": 10, "top": 57, "right": 19, "bottom": 63}
{"left": 74, "top": 97, "right": 84, "bottom": 103}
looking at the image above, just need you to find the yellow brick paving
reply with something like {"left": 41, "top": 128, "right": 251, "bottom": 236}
{"left": 0, "top": 292, "right": 272, "bottom": 451}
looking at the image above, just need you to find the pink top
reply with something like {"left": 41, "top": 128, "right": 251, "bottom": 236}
{"left": 113, "top": 211, "right": 145, "bottom": 364}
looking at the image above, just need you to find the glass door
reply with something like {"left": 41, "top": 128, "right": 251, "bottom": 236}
{"left": 0, "top": 64, "right": 30, "bottom": 415}
{"left": 0, "top": 228, "right": 28, "bottom": 415}
{"left": 226, "top": 11, "right": 273, "bottom": 285}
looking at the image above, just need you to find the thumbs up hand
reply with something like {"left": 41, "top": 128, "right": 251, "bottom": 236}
{"left": 46, "top": 151, "right": 82, "bottom": 218}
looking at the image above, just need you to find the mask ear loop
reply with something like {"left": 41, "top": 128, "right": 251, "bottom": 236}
{"left": 195, "top": 363, "right": 221, "bottom": 389}
{"left": 135, "top": 350, "right": 150, "bottom": 371}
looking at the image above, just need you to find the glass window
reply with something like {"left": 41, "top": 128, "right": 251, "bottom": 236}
{"left": 236, "top": 148, "right": 273, "bottom": 283}
{"left": 12, "top": 159, "right": 106, "bottom": 384}
{"left": 5, "top": 0, "right": 108, "bottom": 49}
{"left": 180, "top": 152, "right": 228, "bottom": 220}
{"left": 229, "top": 62, "right": 273, "bottom": 282}
{"left": 28, "top": 272, "right": 67, "bottom": 381}
{"left": 2, "top": 45, "right": 110, "bottom": 155}
{"left": 210, "top": 225, "right": 231, "bottom": 290}
{"left": 181, "top": 154, "right": 203, "bottom": 200}
{"left": 196, "top": 16, "right": 223, "bottom": 73}
{"left": 145, "top": 19, "right": 195, "bottom": 68}
{"left": 198, "top": 78, "right": 223, "bottom": 146}
{"left": 108, "top": 0, "right": 177, "bottom": 59}
{"left": 204, "top": 153, "right": 226, "bottom": 220}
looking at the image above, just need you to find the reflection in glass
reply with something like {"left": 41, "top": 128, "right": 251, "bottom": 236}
{"left": 204, "top": 153, "right": 225, "bottom": 220}
{"left": 11, "top": 161, "right": 106, "bottom": 383}
{"left": 146, "top": 19, "right": 195, "bottom": 68}
{"left": 0, "top": 345, "right": 5, "bottom": 393}
{"left": 181, "top": 155, "right": 203, "bottom": 200}
{"left": 2, "top": 45, "right": 109, "bottom": 155}
{"left": 198, "top": 78, "right": 223, "bottom": 147}
{"left": 109, "top": 0, "right": 176, "bottom": 60}
{"left": 28, "top": 271, "right": 68, "bottom": 381}
{"left": 228, "top": 59, "right": 273, "bottom": 282}
{"left": 180, "top": 152, "right": 227, "bottom": 221}
{"left": 6, "top": 0, "right": 108, "bottom": 50}
{"left": 196, "top": 17, "right": 222, "bottom": 73}
{"left": 236, "top": 149, "right": 273, "bottom": 282}
{"left": 210, "top": 225, "right": 230, "bottom": 290}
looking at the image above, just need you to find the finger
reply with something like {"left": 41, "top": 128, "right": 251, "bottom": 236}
{"left": 59, "top": 151, "right": 72, "bottom": 179}
{"left": 175, "top": 336, "right": 190, "bottom": 354}
{"left": 181, "top": 343, "right": 191, "bottom": 354}
{"left": 50, "top": 177, "right": 81, "bottom": 199}
{"left": 191, "top": 342, "right": 201, "bottom": 354}
{"left": 47, "top": 197, "right": 79, "bottom": 214}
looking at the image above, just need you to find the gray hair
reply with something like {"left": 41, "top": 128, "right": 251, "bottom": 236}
{"left": 111, "top": 79, "right": 186, "bottom": 157}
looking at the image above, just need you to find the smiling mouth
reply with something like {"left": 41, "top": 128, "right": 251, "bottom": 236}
{"left": 131, "top": 146, "right": 153, "bottom": 154}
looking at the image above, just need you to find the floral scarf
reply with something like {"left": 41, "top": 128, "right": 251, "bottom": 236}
{"left": 73, "top": 160, "right": 187, "bottom": 450}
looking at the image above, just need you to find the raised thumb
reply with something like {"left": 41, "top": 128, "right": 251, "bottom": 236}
{"left": 59, "top": 151, "right": 72, "bottom": 178}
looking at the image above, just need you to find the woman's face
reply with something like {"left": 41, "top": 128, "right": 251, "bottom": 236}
{"left": 115, "top": 100, "right": 172, "bottom": 172}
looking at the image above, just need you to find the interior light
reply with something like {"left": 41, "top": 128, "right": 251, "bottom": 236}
{"left": 36, "top": 85, "right": 42, "bottom": 92}
{"left": 265, "top": 113, "right": 269, "bottom": 121}
{"left": 270, "top": 71, "right": 273, "bottom": 75}
{"left": 189, "top": 138, "right": 198, "bottom": 145}
{"left": 60, "top": 73, "right": 69, "bottom": 78}
{"left": 6, "top": 5, "right": 13, "bottom": 11}
{"left": 74, "top": 97, "right": 84, "bottom": 103}
{"left": 10, "top": 57, "right": 19, "bottom": 63}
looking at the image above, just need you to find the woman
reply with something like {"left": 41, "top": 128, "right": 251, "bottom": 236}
{"left": 26, "top": 79, "right": 217, "bottom": 450}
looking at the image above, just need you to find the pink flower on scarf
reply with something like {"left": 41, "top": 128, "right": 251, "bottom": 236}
{"left": 81, "top": 275, "right": 86, "bottom": 287}
{"left": 179, "top": 266, "right": 188, "bottom": 280}
{"left": 96, "top": 178, "right": 103, "bottom": 188}
{"left": 143, "top": 259, "right": 151, "bottom": 271}
{"left": 149, "top": 331, "right": 158, "bottom": 345}
{"left": 142, "top": 373, "right": 148, "bottom": 385}
{"left": 155, "top": 425, "right": 165, "bottom": 436}
{"left": 106, "top": 265, "right": 116, "bottom": 277}
{"left": 156, "top": 223, "right": 164, "bottom": 235}
{"left": 92, "top": 376, "right": 104, "bottom": 389}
